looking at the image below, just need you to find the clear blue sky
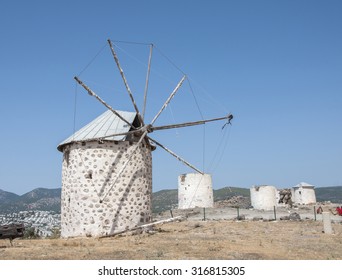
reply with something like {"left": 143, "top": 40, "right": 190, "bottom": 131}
{"left": 1, "top": 1, "right": 341, "bottom": 195}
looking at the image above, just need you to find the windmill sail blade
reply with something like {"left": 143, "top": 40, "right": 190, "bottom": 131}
{"left": 151, "top": 114, "right": 233, "bottom": 131}
{"left": 100, "top": 130, "right": 148, "bottom": 202}
{"left": 147, "top": 136, "right": 203, "bottom": 174}
{"left": 150, "top": 75, "right": 186, "bottom": 125}
{"left": 74, "top": 76, "right": 135, "bottom": 129}
{"left": 107, "top": 39, "right": 144, "bottom": 126}
{"left": 142, "top": 44, "right": 153, "bottom": 121}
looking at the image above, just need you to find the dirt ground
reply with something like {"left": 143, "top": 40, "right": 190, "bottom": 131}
{"left": 1, "top": 216, "right": 342, "bottom": 260}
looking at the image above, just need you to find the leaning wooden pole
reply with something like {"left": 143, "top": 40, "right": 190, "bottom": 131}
{"left": 74, "top": 76, "right": 134, "bottom": 129}
{"left": 100, "top": 130, "right": 149, "bottom": 202}
{"left": 152, "top": 114, "right": 233, "bottom": 131}
{"left": 150, "top": 75, "right": 186, "bottom": 125}
{"left": 148, "top": 136, "right": 203, "bottom": 174}
{"left": 142, "top": 44, "right": 153, "bottom": 120}
{"left": 107, "top": 39, "right": 144, "bottom": 125}
{"left": 99, "top": 216, "right": 185, "bottom": 238}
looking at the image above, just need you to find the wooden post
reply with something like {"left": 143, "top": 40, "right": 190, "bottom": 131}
{"left": 237, "top": 207, "right": 240, "bottom": 219}
{"left": 203, "top": 208, "right": 206, "bottom": 221}
{"left": 273, "top": 206, "right": 277, "bottom": 220}
{"left": 314, "top": 206, "right": 317, "bottom": 221}
{"left": 170, "top": 209, "right": 173, "bottom": 218}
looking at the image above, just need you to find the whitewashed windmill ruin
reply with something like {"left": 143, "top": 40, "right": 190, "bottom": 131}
{"left": 57, "top": 39, "right": 233, "bottom": 238}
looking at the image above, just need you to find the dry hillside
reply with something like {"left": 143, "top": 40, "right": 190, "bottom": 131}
{"left": 1, "top": 206, "right": 342, "bottom": 260}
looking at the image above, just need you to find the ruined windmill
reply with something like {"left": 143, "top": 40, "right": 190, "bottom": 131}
{"left": 57, "top": 39, "right": 233, "bottom": 238}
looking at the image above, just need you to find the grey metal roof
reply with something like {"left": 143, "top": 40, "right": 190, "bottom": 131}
{"left": 293, "top": 182, "right": 315, "bottom": 189}
{"left": 57, "top": 110, "right": 136, "bottom": 151}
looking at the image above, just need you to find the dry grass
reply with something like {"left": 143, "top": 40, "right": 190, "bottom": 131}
{"left": 1, "top": 219, "right": 342, "bottom": 260}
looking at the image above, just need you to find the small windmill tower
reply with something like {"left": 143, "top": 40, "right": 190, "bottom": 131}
{"left": 178, "top": 173, "right": 214, "bottom": 209}
{"left": 58, "top": 40, "right": 233, "bottom": 237}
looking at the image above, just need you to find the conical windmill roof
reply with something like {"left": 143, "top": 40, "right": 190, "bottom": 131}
{"left": 57, "top": 110, "right": 136, "bottom": 151}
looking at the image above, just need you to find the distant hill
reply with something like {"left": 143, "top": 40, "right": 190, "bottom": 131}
{"left": 213, "top": 187, "right": 250, "bottom": 201}
{"left": 0, "top": 189, "right": 20, "bottom": 204}
{"left": 0, "top": 188, "right": 61, "bottom": 214}
{"left": 152, "top": 186, "right": 251, "bottom": 213}
{"left": 315, "top": 186, "right": 342, "bottom": 204}
{"left": 152, "top": 189, "right": 178, "bottom": 213}
{"left": 0, "top": 185, "right": 341, "bottom": 214}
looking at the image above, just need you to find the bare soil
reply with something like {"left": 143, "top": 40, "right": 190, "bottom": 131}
{"left": 1, "top": 217, "right": 342, "bottom": 260}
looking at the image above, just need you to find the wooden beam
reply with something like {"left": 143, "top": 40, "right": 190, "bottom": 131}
{"left": 74, "top": 76, "right": 134, "bottom": 129}
{"left": 150, "top": 75, "right": 186, "bottom": 125}
{"left": 151, "top": 114, "right": 233, "bottom": 131}
{"left": 107, "top": 39, "right": 144, "bottom": 126}
{"left": 100, "top": 130, "right": 148, "bottom": 202}
{"left": 142, "top": 44, "right": 153, "bottom": 120}
{"left": 148, "top": 136, "right": 203, "bottom": 174}
{"left": 99, "top": 216, "right": 185, "bottom": 238}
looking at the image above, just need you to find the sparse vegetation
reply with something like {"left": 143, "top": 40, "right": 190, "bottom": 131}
{"left": 48, "top": 227, "right": 61, "bottom": 239}
{"left": 23, "top": 227, "right": 41, "bottom": 239}
{"left": 1, "top": 219, "right": 342, "bottom": 260}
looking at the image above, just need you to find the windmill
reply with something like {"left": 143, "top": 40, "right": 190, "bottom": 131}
{"left": 57, "top": 39, "right": 233, "bottom": 237}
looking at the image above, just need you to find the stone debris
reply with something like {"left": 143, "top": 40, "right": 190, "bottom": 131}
{"left": 214, "top": 196, "right": 251, "bottom": 208}
{"left": 252, "top": 216, "right": 264, "bottom": 221}
{"left": 278, "top": 189, "right": 293, "bottom": 206}
{"left": 280, "top": 212, "right": 301, "bottom": 221}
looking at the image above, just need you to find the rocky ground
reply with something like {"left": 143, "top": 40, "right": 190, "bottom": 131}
{"left": 1, "top": 205, "right": 341, "bottom": 260}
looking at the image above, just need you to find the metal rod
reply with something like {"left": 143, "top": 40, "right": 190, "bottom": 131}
{"left": 100, "top": 130, "right": 148, "bottom": 202}
{"left": 142, "top": 44, "right": 153, "bottom": 120}
{"left": 152, "top": 114, "right": 233, "bottom": 131}
{"left": 148, "top": 136, "right": 203, "bottom": 174}
{"left": 150, "top": 75, "right": 186, "bottom": 125}
{"left": 74, "top": 76, "right": 134, "bottom": 128}
{"left": 170, "top": 209, "right": 173, "bottom": 218}
{"left": 107, "top": 39, "right": 144, "bottom": 125}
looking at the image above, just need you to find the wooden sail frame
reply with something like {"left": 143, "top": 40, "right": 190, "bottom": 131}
{"left": 74, "top": 39, "right": 233, "bottom": 175}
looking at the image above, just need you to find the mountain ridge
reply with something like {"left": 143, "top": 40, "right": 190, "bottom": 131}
{"left": 0, "top": 186, "right": 341, "bottom": 214}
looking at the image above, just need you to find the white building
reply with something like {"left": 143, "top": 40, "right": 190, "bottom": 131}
{"left": 57, "top": 110, "right": 153, "bottom": 238}
{"left": 250, "top": 185, "right": 277, "bottom": 210}
{"left": 178, "top": 173, "right": 214, "bottom": 209}
{"left": 291, "top": 182, "right": 316, "bottom": 205}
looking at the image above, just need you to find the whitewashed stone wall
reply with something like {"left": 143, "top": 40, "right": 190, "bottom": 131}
{"left": 60, "top": 140, "right": 152, "bottom": 237}
{"left": 250, "top": 185, "right": 277, "bottom": 210}
{"left": 178, "top": 173, "right": 213, "bottom": 209}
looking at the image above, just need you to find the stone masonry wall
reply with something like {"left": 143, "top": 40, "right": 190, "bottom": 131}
{"left": 60, "top": 140, "right": 152, "bottom": 237}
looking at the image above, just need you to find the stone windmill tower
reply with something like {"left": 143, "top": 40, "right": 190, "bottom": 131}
{"left": 57, "top": 39, "right": 233, "bottom": 237}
